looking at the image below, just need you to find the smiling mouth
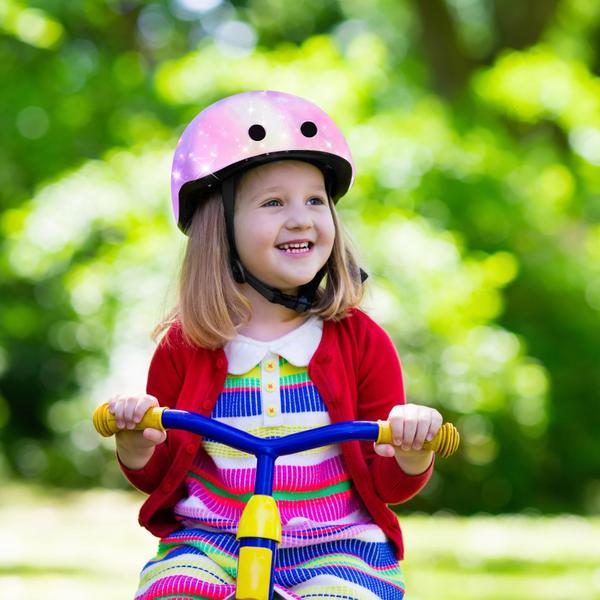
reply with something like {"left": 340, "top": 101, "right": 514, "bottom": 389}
{"left": 276, "top": 241, "right": 313, "bottom": 254}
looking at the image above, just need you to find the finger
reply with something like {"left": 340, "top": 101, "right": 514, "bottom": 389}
{"left": 373, "top": 443, "right": 395, "bottom": 458}
{"left": 143, "top": 394, "right": 159, "bottom": 407}
{"left": 108, "top": 395, "right": 122, "bottom": 414}
{"left": 123, "top": 397, "right": 138, "bottom": 428}
{"left": 112, "top": 396, "right": 126, "bottom": 429}
{"left": 133, "top": 396, "right": 157, "bottom": 424}
{"left": 387, "top": 405, "right": 405, "bottom": 446}
{"left": 413, "top": 413, "right": 430, "bottom": 450}
{"left": 143, "top": 428, "right": 167, "bottom": 445}
{"left": 426, "top": 410, "right": 444, "bottom": 442}
{"left": 401, "top": 407, "right": 418, "bottom": 451}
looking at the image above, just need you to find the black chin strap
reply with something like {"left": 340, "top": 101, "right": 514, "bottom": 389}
{"left": 221, "top": 176, "right": 366, "bottom": 313}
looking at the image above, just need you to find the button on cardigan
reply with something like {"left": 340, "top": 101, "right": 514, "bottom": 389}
{"left": 118, "top": 308, "right": 434, "bottom": 560}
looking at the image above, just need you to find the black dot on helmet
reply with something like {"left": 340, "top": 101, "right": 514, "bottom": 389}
{"left": 300, "top": 121, "right": 318, "bottom": 137}
{"left": 248, "top": 124, "right": 266, "bottom": 141}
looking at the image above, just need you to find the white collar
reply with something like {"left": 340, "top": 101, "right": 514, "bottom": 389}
{"left": 224, "top": 316, "right": 323, "bottom": 375}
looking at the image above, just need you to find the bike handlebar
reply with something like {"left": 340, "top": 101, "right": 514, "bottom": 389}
{"left": 93, "top": 403, "right": 460, "bottom": 458}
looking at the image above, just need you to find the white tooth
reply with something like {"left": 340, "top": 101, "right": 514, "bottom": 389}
{"left": 278, "top": 242, "right": 310, "bottom": 250}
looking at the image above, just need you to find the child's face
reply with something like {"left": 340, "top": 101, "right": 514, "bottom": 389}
{"left": 234, "top": 160, "right": 335, "bottom": 295}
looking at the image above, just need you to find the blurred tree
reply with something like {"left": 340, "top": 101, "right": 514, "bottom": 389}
{"left": 1, "top": 0, "right": 599, "bottom": 516}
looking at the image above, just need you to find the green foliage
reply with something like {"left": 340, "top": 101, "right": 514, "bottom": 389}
{"left": 1, "top": 0, "right": 599, "bottom": 515}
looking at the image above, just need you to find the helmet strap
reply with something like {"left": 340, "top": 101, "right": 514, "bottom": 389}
{"left": 221, "top": 176, "right": 328, "bottom": 313}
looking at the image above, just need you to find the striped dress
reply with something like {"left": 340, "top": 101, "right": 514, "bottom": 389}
{"left": 135, "top": 318, "right": 405, "bottom": 600}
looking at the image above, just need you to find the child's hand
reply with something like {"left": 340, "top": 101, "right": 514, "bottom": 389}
{"left": 109, "top": 394, "right": 167, "bottom": 469}
{"left": 373, "top": 403, "right": 442, "bottom": 475}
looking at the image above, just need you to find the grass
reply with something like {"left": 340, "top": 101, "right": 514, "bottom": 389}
{"left": 2, "top": 484, "right": 599, "bottom": 599}
{"left": 401, "top": 513, "right": 600, "bottom": 599}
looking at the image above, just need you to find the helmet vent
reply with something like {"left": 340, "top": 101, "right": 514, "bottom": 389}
{"left": 300, "top": 121, "right": 318, "bottom": 137}
{"left": 248, "top": 124, "right": 266, "bottom": 141}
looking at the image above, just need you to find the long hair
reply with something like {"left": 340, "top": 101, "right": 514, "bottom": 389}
{"left": 153, "top": 191, "right": 364, "bottom": 349}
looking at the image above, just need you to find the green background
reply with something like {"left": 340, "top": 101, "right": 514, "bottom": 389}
{"left": 1, "top": 0, "right": 600, "bottom": 597}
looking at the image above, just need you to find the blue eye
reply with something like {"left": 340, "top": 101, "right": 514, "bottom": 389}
{"left": 263, "top": 198, "right": 282, "bottom": 207}
{"left": 308, "top": 196, "right": 325, "bottom": 205}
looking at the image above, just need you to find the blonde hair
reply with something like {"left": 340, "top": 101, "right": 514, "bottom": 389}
{"left": 153, "top": 188, "right": 364, "bottom": 349}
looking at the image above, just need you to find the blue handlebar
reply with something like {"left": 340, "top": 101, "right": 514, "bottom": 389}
{"left": 163, "top": 409, "right": 379, "bottom": 457}
{"left": 162, "top": 409, "right": 381, "bottom": 496}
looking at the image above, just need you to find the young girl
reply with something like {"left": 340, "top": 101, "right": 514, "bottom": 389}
{"left": 109, "top": 90, "right": 442, "bottom": 600}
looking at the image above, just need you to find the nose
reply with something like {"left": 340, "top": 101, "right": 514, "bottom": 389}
{"left": 284, "top": 202, "right": 313, "bottom": 230}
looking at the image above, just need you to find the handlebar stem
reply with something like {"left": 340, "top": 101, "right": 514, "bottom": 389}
{"left": 255, "top": 454, "right": 276, "bottom": 496}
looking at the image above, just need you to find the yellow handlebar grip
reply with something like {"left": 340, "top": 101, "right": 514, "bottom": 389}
{"left": 377, "top": 421, "right": 460, "bottom": 458}
{"left": 92, "top": 402, "right": 166, "bottom": 437}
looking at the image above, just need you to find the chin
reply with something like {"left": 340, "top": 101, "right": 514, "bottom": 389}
{"left": 277, "top": 280, "right": 308, "bottom": 293}
{"left": 273, "top": 275, "right": 316, "bottom": 293}
{"left": 257, "top": 263, "right": 325, "bottom": 292}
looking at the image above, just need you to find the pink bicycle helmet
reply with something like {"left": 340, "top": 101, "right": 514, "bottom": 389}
{"left": 171, "top": 90, "right": 356, "bottom": 232}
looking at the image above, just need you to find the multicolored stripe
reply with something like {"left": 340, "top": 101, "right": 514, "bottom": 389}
{"left": 137, "top": 532, "right": 405, "bottom": 599}
{"left": 135, "top": 356, "right": 404, "bottom": 599}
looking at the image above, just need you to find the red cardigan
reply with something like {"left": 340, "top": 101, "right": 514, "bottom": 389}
{"left": 119, "top": 308, "right": 433, "bottom": 560}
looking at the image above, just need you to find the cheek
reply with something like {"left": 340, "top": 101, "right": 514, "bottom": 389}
{"left": 321, "top": 217, "right": 336, "bottom": 252}
{"left": 234, "top": 215, "right": 273, "bottom": 258}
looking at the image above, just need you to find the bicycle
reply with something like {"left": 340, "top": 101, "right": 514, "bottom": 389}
{"left": 93, "top": 403, "right": 459, "bottom": 600}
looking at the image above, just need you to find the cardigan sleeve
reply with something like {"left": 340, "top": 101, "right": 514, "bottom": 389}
{"left": 354, "top": 312, "right": 434, "bottom": 504}
{"left": 118, "top": 323, "right": 186, "bottom": 494}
